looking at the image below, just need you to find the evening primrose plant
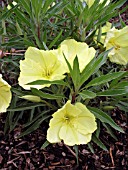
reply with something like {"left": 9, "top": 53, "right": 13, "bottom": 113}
{"left": 17, "top": 38, "right": 127, "bottom": 152}
{"left": 0, "top": 0, "right": 128, "bottom": 162}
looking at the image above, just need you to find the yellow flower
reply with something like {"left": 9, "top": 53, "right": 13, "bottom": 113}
{"left": 20, "top": 95, "right": 41, "bottom": 102}
{"left": 18, "top": 47, "right": 66, "bottom": 90}
{"left": 104, "top": 26, "right": 128, "bottom": 65}
{"left": 81, "top": 0, "right": 110, "bottom": 8}
{"left": 47, "top": 100, "right": 97, "bottom": 146}
{"left": 57, "top": 39, "right": 96, "bottom": 72}
{"left": 0, "top": 74, "right": 12, "bottom": 113}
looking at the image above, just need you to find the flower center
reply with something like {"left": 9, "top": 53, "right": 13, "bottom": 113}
{"left": 64, "top": 115, "right": 70, "bottom": 123}
{"left": 111, "top": 42, "right": 120, "bottom": 50}
{"left": 42, "top": 69, "right": 52, "bottom": 79}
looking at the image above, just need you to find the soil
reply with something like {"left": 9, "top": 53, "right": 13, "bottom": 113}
{"left": 0, "top": 109, "right": 128, "bottom": 170}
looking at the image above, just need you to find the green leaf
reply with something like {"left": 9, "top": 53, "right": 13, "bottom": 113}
{"left": 11, "top": 87, "right": 31, "bottom": 96}
{"left": 13, "top": 8, "right": 30, "bottom": 26}
{"left": 73, "top": 145, "right": 79, "bottom": 165}
{"left": 110, "top": 72, "right": 128, "bottom": 88}
{"left": 7, "top": 103, "right": 45, "bottom": 112}
{"left": 41, "top": 140, "right": 50, "bottom": 149}
{"left": 24, "top": 110, "right": 51, "bottom": 128}
{"left": 79, "top": 90, "right": 96, "bottom": 99}
{"left": 42, "top": 0, "right": 55, "bottom": 14}
{"left": 114, "top": 81, "right": 128, "bottom": 89}
{"left": 18, "top": 115, "right": 50, "bottom": 137}
{"left": 88, "top": 107, "right": 124, "bottom": 133}
{"left": 31, "top": 88, "right": 65, "bottom": 99}
{"left": 72, "top": 56, "right": 80, "bottom": 90}
{"left": 18, "top": 0, "right": 31, "bottom": 16}
{"left": 0, "top": 5, "right": 18, "bottom": 20}
{"left": 97, "top": 88, "right": 128, "bottom": 96}
{"left": 48, "top": 30, "right": 63, "bottom": 49}
{"left": 103, "top": 123, "right": 118, "bottom": 141}
{"left": 86, "top": 71, "right": 126, "bottom": 88}
{"left": 64, "top": 55, "right": 81, "bottom": 91}
{"left": 27, "top": 79, "right": 68, "bottom": 87}
{"left": 87, "top": 143, "right": 94, "bottom": 153}
{"left": 92, "top": 134, "right": 107, "bottom": 151}
{"left": 79, "top": 49, "right": 111, "bottom": 87}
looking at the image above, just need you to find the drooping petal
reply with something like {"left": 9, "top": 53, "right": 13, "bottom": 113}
{"left": 0, "top": 74, "right": 12, "bottom": 113}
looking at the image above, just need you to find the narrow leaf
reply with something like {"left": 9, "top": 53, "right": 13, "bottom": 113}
{"left": 80, "top": 49, "right": 111, "bottom": 87}
{"left": 88, "top": 107, "right": 124, "bottom": 133}
{"left": 31, "top": 88, "right": 65, "bottom": 99}
{"left": 7, "top": 103, "right": 45, "bottom": 112}
{"left": 92, "top": 134, "right": 107, "bottom": 151}
{"left": 41, "top": 140, "right": 50, "bottom": 149}
{"left": 27, "top": 79, "right": 68, "bottom": 86}
{"left": 97, "top": 88, "right": 128, "bottom": 96}
{"left": 79, "top": 90, "right": 96, "bottom": 99}
{"left": 86, "top": 72, "right": 126, "bottom": 88}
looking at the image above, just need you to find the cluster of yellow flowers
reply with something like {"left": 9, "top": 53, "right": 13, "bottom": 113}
{"left": 18, "top": 39, "right": 96, "bottom": 90}
{"left": 0, "top": 24, "right": 128, "bottom": 145}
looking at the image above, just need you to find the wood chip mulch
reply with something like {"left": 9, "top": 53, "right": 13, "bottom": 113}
{"left": 0, "top": 108, "right": 128, "bottom": 170}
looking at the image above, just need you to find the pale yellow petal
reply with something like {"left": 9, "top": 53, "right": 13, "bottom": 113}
{"left": 19, "top": 48, "right": 66, "bottom": 89}
{"left": 18, "top": 58, "right": 49, "bottom": 90}
{"left": 25, "top": 47, "right": 46, "bottom": 67}
{"left": 47, "top": 101, "right": 97, "bottom": 146}
{"left": 73, "top": 103, "right": 97, "bottom": 134}
{"left": 47, "top": 119, "right": 63, "bottom": 143}
{"left": 59, "top": 39, "right": 96, "bottom": 72}
{"left": 59, "top": 124, "right": 92, "bottom": 146}
{"left": 109, "top": 47, "right": 128, "bottom": 65}
{"left": 114, "top": 27, "right": 128, "bottom": 47}
{"left": 0, "top": 75, "right": 12, "bottom": 112}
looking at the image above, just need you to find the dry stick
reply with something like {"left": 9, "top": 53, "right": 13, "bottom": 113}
{"left": 109, "top": 147, "right": 115, "bottom": 167}
{"left": 64, "top": 144, "right": 77, "bottom": 158}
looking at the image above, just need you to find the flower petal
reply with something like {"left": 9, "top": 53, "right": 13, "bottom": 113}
{"left": 47, "top": 118, "right": 63, "bottom": 143}
{"left": 0, "top": 74, "right": 12, "bottom": 113}
{"left": 72, "top": 103, "right": 97, "bottom": 134}
{"left": 18, "top": 48, "right": 66, "bottom": 90}
{"left": 59, "top": 123, "right": 92, "bottom": 146}
{"left": 59, "top": 39, "right": 96, "bottom": 72}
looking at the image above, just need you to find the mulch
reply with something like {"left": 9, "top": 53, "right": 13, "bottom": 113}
{"left": 0, "top": 107, "right": 128, "bottom": 170}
